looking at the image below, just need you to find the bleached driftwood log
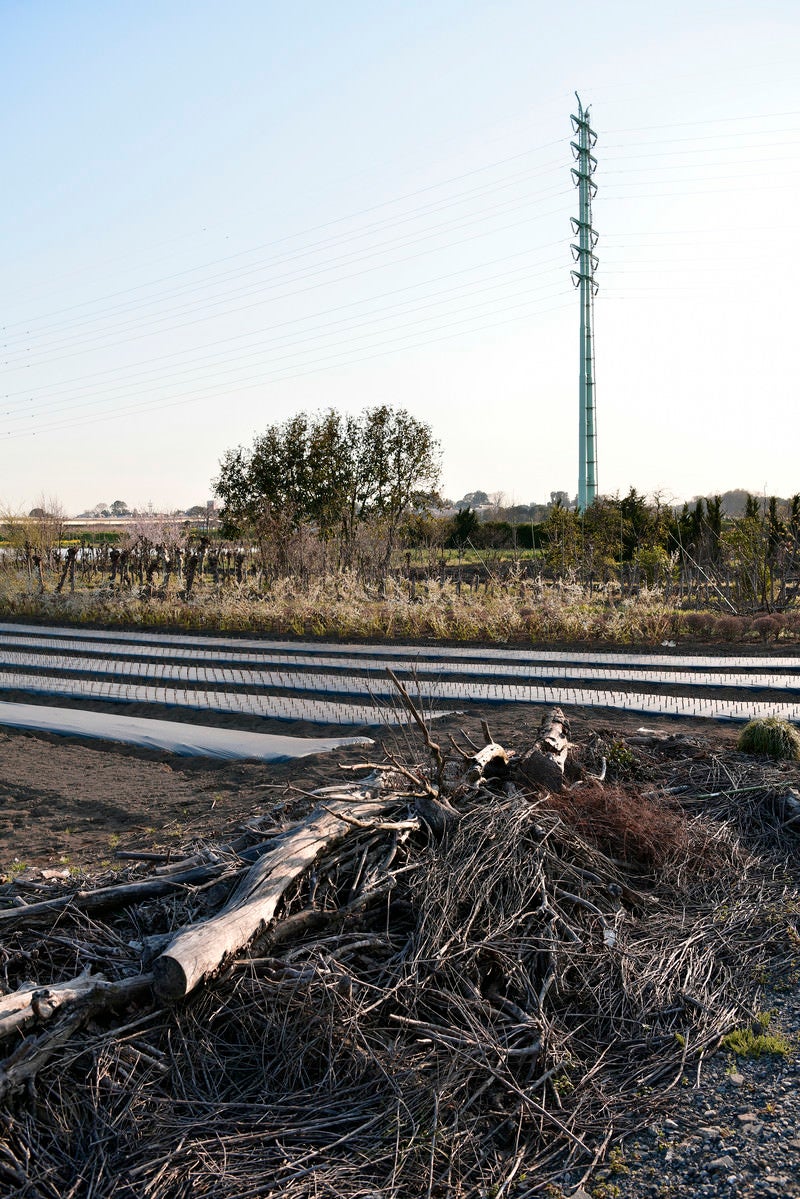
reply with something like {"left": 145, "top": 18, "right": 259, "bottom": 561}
{"left": 152, "top": 790, "right": 399, "bottom": 1001}
{"left": 0, "top": 972, "right": 152, "bottom": 1100}
{"left": 0, "top": 969, "right": 152, "bottom": 1042}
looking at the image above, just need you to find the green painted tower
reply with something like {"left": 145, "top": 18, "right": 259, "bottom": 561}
{"left": 571, "top": 94, "right": 598, "bottom": 512}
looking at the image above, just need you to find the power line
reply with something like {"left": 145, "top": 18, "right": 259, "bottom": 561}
{"left": 1, "top": 198, "right": 573, "bottom": 372}
{"left": 1, "top": 264, "right": 569, "bottom": 424}
{"left": 2, "top": 159, "right": 569, "bottom": 345}
{"left": 3, "top": 293, "right": 574, "bottom": 440}
{"left": 1, "top": 184, "right": 572, "bottom": 365}
{"left": 604, "top": 108, "right": 800, "bottom": 133}
{"left": 1, "top": 242, "right": 566, "bottom": 402}
{"left": 603, "top": 150, "right": 800, "bottom": 171}
{"left": 602, "top": 181, "right": 798, "bottom": 199}
{"left": 1, "top": 140, "right": 570, "bottom": 329}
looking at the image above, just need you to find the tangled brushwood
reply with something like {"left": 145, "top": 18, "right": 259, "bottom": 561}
{"left": 1, "top": 708, "right": 799, "bottom": 1199}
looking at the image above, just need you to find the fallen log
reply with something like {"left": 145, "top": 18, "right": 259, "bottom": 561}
{"left": 0, "top": 973, "right": 152, "bottom": 1100}
{"left": 152, "top": 792, "right": 399, "bottom": 1001}
{"left": 469, "top": 741, "right": 512, "bottom": 779}
{"left": 0, "top": 968, "right": 151, "bottom": 1042}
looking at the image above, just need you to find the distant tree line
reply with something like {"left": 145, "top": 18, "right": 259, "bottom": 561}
{"left": 212, "top": 406, "right": 800, "bottom": 602}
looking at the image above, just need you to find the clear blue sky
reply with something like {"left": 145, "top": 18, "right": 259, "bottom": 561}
{"left": 1, "top": 0, "right": 798, "bottom": 514}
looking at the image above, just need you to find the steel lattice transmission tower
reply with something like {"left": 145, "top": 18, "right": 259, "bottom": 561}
{"left": 570, "top": 93, "right": 599, "bottom": 512}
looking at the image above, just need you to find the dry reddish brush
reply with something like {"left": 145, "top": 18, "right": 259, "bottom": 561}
{"left": 543, "top": 781, "right": 693, "bottom": 871}
{"left": 751, "top": 614, "right": 782, "bottom": 642}
{"left": 714, "top": 614, "right": 745, "bottom": 640}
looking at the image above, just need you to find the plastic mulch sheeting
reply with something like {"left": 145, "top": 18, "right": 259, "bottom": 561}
{"left": 0, "top": 701, "right": 373, "bottom": 761}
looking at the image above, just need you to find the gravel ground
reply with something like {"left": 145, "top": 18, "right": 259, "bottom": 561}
{"left": 563, "top": 978, "right": 800, "bottom": 1199}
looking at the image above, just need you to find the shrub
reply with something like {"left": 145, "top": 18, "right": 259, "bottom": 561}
{"left": 737, "top": 717, "right": 800, "bottom": 761}
{"left": 714, "top": 615, "right": 744, "bottom": 641}
{"left": 751, "top": 615, "right": 781, "bottom": 642}
{"left": 683, "top": 611, "right": 714, "bottom": 637}
{"left": 783, "top": 610, "right": 800, "bottom": 637}
{"left": 632, "top": 545, "right": 672, "bottom": 586}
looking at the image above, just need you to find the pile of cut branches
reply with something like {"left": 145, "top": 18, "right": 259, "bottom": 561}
{"left": 0, "top": 707, "right": 797, "bottom": 1198}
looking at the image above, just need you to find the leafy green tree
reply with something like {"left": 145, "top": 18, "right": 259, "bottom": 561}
{"left": 633, "top": 545, "right": 673, "bottom": 586}
{"left": 704, "top": 495, "right": 723, "bottom": 564}
{"left": 581, "top": 498, "right": 625, "bottom": 576}
{"left": 616, "top": 487, "right": 658, "bottom": 559}
{"left": 767, "top": 496, "right": 785, "bottom": 557}
{"left": 214, "top": 406, "right": 441, "bottom": 559}
{"left": 457, "top": 490, "right": 488, "bottom": 509}
{"left": 723, "top": 506, "right": 770, "bottom": 606}
{"left": 671, "top": 498, "right": 706, "bottom": 562}
{"left": 449, "top": 506, "right": 479, "bottom": 548}
{"left": 542, "top": 504, "right": 581, "bottom": 574}
{"left": 745, "top": 493, "right": 760, "bottom": 520}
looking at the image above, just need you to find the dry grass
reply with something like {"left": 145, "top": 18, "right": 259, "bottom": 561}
{"left": 543, "top": 781, "right": 698, "bottom": 871}
{"left": 738, "top": 717, "right": 800, "bottom": 761}
{"left": 0, "top": 564, "right": 741, "bottom": 645}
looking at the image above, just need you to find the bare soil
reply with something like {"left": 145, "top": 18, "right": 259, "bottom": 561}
{"left": 0, "top": 699, "right": 741, "bottom": 875}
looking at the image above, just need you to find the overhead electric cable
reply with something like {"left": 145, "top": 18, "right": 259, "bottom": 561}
{"left": 1, "top": 240, "right": 566, "bottom": 402}
{"left": 1, "top": 158, "right": 568, "bottom": 344}
{"left": 1, "top": 199, "right": 572, "bottom": 371}
{"left": 2, "top": 258, "right": 567, "bottom": 417}
{"left": 1, "top": 185, "right": 572, "bottom": 365}
{"left": 1, "top": 140, "right": 569, "bottom": 328}
{"left": 3, "top": 270, "right": 569, "bottom": 424}
{"left": 604, "top": 108, "right": 800, "bottom": 133}
{"left": 2, "top": 293, "right": 574, "bottom": 440}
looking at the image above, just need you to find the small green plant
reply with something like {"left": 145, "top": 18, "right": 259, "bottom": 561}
{"left": 607, "top": 1147, "right": 629, "bottom": 1177}
{"left": 591, "top": 1184, "right": 621, "bottom": 1199}
{"left": 552, "top": 1073, "right": 574, "bottom": 1095}
{"left": 607, "top": 740, "right": 636, "bottom": 770}
{"left": 722, "top": 1012, "right": 792, "bottom": 1058}
{"left": 737, "top": 716, "right": 800, "bottom": 761}
{"left": 108, "top": 833, "right": 120, "bottom": 849}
